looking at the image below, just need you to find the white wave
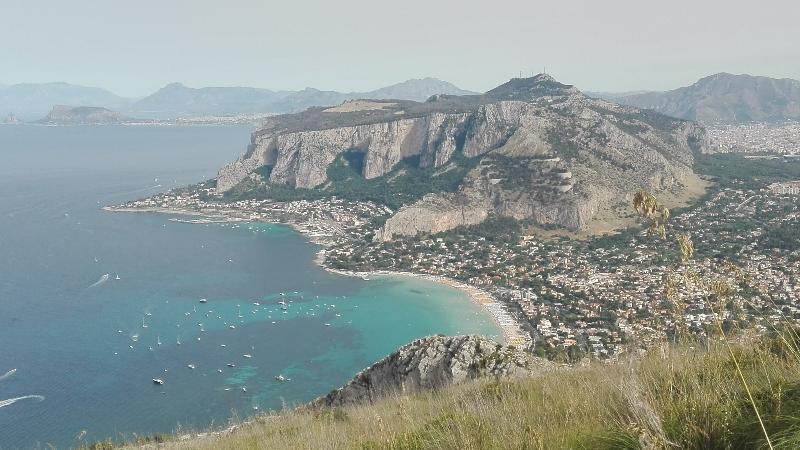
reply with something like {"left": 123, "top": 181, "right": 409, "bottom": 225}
{"left": 0, "top": 368, "right": 16, "bottom": 382}
{"left": 0, "top": 395, "right": 45, "bottom": 409}
{"left": 88, "top": 273, "right": 110, "bottom": 288}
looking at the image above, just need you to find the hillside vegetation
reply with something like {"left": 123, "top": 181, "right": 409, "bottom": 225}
{"left": 116, "top": 336, "right": 800, "bottom": 449}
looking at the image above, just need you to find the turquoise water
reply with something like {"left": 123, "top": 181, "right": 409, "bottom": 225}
{"left": 0, "top": 125, "right": 500, "bottom": 448}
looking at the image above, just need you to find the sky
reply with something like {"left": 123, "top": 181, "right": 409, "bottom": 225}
{"left": 1, "top": 0, "right": 798, "bottom": 97}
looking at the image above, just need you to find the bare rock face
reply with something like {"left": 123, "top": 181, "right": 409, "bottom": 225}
{"left": 217, "top": 112, "right": 471, "bottom": 191}
{"left": 215, "top": 75, "right": 709, "bottom": 238}
{"left": 313, "top": 335, "right": 551, "bottom": 408}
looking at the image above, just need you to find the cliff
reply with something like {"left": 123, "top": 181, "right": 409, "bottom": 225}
{"left": 313, "top": 335, "right": 551, "bottom": 408}
{"left": 216, "top": 74, "right": 709, "bottom": 239}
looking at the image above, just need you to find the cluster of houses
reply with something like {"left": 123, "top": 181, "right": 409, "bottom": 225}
{"left": 119, "top": 167, "right": 800, "bottom": 361}
{"left": 709, "top": 122, "right": 800, "bottom": 154}
{"left": 326, "top": 180, "right": 800, "bottom": 359}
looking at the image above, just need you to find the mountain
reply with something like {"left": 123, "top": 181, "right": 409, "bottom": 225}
{"left": 0, "top": 82, "right": 130, "bottom": 120}
{"left": 364, "top": 77, "right": 475, "bottom": 102}
{"left": 313, "top": 335, "right": 551, "bottom": 408}
{"left": 239, "top": 78, "right": 476, "bottom": 114}
{"left": 129, "top": 83, "right": 291, "bottom": 119}
{"left": 132, "top": 78, "right": 476, "bottom": 118}
{"left": 612, "top": 73, "right": 800, "bottom": 124}
{"left": 37, "top": 105, "right": 132, "bottom": 125}
{"left": 0, "top": 78, "right": 474, "bottom": 120}
{"left": 217, "top": 74, "right": 708, "bottom": 239}
{"left": 585, "top": 90, "right": 655, "bottom": 101}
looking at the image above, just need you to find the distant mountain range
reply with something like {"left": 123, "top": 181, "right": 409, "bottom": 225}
{"left": 5, "top": 73, "right": 799, "bottom": 124}
{"left": 0, "top": 78, "right": 476, "bottom": 121}
{"left": 0, "top": 82, "right": 130, "bottom": 120}
{"left": 597, "top": 73, "right": 800, "bottom": 124}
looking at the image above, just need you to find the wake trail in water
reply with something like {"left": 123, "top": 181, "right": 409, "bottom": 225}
{"left": 88, "top": 273, "right": 110, "bottom": 288}
{"left": 0, "top": 395, "right": 45, "bottom": 409}
{"left": 0, "top": 368, "right": 16, "bottom": 382}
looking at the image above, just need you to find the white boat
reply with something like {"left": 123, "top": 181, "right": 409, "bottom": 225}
{"left": 142, "top": 317, "right": 148, "bottom": 328}
{"left": 115, "top": 274, "right": 121, "bottom": 280}
{"left": 157, "top": 336, "right": 161, "bottom": 346}
{"left": 243, "top": 354, "right": 252, "bottom": 358}
{"left": 227, "top": 363, "right": 236, "bottom": 367}
{"left": 275, "top": 375, "right": 286, "bottom": 381}
{"left": 152, "top": 378, "right": 164, "bottom": 385}
{"left": 187, "top": 364, "right": 195, "bottom": 370}
{"left": 242, "top": 387, "right": 247, "bottom": 392}
{"left": 199, "top": 298, "right": 208, "bottom": 303}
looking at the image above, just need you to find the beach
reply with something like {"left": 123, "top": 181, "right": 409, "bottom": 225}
{"left": 324, "top": 266, "right": 531, "bottom": 348}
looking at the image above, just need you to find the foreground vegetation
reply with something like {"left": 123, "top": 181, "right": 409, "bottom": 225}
{"left": 100, "top": 334, "right": 800, "bottom": 450}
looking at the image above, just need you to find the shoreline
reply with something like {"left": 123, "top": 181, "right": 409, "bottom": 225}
{"left": 106, "top": 205, "right": 531, "bottom": 348}
{"left": 323, "top": 265, "right": 530, "bottom": 348}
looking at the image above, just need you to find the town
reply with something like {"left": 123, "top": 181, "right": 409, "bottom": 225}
{"left": 708, "top": 121, "right": 800, "bottom": 155}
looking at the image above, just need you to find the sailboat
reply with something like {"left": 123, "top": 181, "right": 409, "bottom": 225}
{"left": 115, "top": 274, "right": 121, "bottom": 280}
{"left": 157, "top": 336, "right": 162, "bottom": 346}
{"left": 142, "top": 317, "right": 148, "bottom": 328}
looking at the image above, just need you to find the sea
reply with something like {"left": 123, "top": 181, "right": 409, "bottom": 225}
{"left": 0, "top": 125, "right": 501, "bottom": 448}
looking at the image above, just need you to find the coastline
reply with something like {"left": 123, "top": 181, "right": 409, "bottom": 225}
{"left": 105, "top": 205, "right": 531, "bottom": 348}
{"left": 323, "top": 265, "right": 530, "bottom": 348}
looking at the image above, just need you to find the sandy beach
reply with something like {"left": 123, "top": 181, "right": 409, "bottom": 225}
{"left": 323, "top": 264, "right": 531, "bottom": 348}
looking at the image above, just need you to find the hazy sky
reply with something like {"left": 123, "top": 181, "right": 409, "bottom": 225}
{"left": 1, "top": 0, "right": 798, "bottom": 97}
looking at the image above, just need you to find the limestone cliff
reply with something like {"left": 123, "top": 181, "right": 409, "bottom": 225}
{"left": 313, "top": 335, "right": 551, "bottom": 408}
{"left": 215, "top": 74, "right": 709, "bottom": 238}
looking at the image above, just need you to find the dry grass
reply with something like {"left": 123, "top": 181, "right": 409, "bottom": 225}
{"left": 324, "top": 101, "right": 398, "bottom": 113}
{"left": 117, "top": 337, "right": 800, "bottom": 450}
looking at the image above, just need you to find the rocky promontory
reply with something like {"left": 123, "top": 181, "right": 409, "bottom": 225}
{"left": 37, "top": 105, "right": 131, "bottom": 125}
{"left": 313, "top": 335, "right": 552, "bottom": 408}
{"left": 215, "top": 74, "right": 710, "bottom": 239}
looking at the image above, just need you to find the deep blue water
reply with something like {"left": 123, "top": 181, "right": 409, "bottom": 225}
{"left": 0, "top": 125, "right": 500, "bottom": 448}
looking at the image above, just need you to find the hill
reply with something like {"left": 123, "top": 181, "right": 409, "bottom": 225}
{"left": 116, "top": 336, "right": 799, "bottom": 449}
{"left": 216, "top": 74, "right": 708, "bottom": 239}
{"left": 36, "top": 105, "right": 132, "bottom": 125}
{"left": 613, "top": 73, "right": 800, "bottom": 124}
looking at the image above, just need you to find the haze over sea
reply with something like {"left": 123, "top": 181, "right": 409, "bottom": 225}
{"left": 0, "top": 125, "right": 501, "bottom": 448}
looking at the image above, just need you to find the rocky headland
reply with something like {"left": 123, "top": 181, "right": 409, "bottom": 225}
{"left": 215, "top": 74, "right": 710, "bottom": 240}
{"left": 37, "top": 105, "right": 132, "bottom": 125}
{"left": 313, "top": 335, "right": 552, "bottom": 408}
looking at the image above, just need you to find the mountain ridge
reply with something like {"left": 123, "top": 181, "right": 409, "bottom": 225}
{"left": 611, "top": 73, "right": 800, "bottom": 124}
{"left": 217, "top": 74, "right": 708, "bottom": 239}
{"left": 0, "top": 78, "right": 475, "bottom": 120}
